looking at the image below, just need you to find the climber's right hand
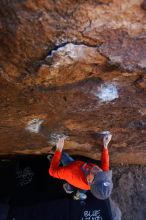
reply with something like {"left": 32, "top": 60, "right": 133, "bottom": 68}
{"left": 103, "top": 133, "right": 112, "bottom": 148}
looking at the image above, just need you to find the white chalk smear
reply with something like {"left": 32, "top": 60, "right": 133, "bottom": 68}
{"left": 96, "top": 83, "right": 119, "bottom": 102}
{"left": 47, "top": 43, "right": 84, "bottom": 60}
{"left": 46, "top": 43, "right": 98, "bottom": 68}
{"left": 48, "top": 133, "right": 69, "bottom": 145}
{"left": 100, "top": 131, "right": 110, "bottom": 135}
{"left": 25, "top": 119, "right": 44, "bottom": 133}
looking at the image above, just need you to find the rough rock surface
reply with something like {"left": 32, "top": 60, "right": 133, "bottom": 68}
{"left": 112, "top": 165, "right": 146, "bottom": 220}
{"left": 0, "top": 0, "right": 146, "bottom": 166}
{"left": 1, "top": 1, "right": 146, "bottom": 219}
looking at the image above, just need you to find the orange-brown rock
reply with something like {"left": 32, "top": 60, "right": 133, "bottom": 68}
{"left": 0, "top": 0, "right": 146, "bottom": 164}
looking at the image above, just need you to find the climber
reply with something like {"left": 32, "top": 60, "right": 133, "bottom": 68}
{"left": 48, "top": 132, "right": 113, "bottom": 201}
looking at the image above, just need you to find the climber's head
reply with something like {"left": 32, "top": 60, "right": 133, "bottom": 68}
{"left": 90, "top": 170, "right": 113, "bottom": 200}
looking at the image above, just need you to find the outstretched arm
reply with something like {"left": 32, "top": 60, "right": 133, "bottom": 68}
{"left": 101, "top": 132, "right": 112, "bottom": 171}
{"left": 49, "top": 138, "right": 65, "bottom": 178}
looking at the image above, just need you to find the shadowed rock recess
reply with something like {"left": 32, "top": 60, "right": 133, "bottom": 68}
{"left": 0, "top": 0, "right": 146, "bottom": 165}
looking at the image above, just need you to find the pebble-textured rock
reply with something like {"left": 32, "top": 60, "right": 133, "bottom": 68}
{"left": 0, "top": 0, "right": 146, "bottom": 164}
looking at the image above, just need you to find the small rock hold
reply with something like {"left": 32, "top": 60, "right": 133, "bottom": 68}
{"left": 28, "top": 98, "right": 34, "bottom": 104}
{"left": 25, "top": 119, "right": 44, "bottom": 134}
{"left": 135, "top": 76, "right": 146, "bottom": 91}
{"left": 127, "top": 120, "right": 146, "bottom": 130}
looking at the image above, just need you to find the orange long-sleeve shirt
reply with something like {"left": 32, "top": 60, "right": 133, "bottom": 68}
{"left": 49, "top": 148, "right": 109, "bottom": 190}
